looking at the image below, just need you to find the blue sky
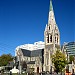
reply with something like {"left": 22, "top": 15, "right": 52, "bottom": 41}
{"left": 0, "top": 0, "right": 74, "bottom": 56}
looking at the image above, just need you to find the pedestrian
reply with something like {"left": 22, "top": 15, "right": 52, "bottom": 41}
{"left": 10, "top": 71, "right": 12, "bottom": 75}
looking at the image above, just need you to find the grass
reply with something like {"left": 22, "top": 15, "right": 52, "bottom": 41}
{"left": 12, "top": 73, "right": 26, "bottom": 75}
{"left": 3, "top": 73, "right": 27, "bottom": 75}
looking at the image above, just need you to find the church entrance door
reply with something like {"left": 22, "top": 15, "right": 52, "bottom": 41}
{"left": 37, "top": 67, "right": 39, "bottom": 73}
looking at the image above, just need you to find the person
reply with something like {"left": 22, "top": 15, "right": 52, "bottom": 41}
{"left": 10, "top": 71, "right": 12, "bottom": 75}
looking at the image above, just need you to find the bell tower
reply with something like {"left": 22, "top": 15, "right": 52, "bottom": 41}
{"left": 43, "top": 0, "right": 60, "bottom": 72}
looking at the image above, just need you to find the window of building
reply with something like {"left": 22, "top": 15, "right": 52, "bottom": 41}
{"left": 49, "top": 26, "right": 50, "bottom": 30}
{"left": 50, "top": 35, "right": 52, "bottom": 42}
{"left": 47, "top": 34, "right": 49, "bottom": 43}
{"left": 31, "top": 57, "right": 34, "bottom": 61}
{"left": 57, "top": 37, "right": 58, "bottom": 43}
{"left": 27, "top": 57, "right": 28, "bottom": 60}
{"left": 55, "top": 37, "right": 56, "bottom": 43}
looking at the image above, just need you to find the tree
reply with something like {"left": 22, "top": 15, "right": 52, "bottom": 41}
{"left": 52, "top": 50, "right": 67, "bottom": 73}
{"left": 0, "top": 54, "right": 13, "bottom": 66}
{"left": 69, "top": 55, "right": 74, "bottom": 64}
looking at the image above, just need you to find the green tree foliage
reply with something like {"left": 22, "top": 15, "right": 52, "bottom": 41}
{"left": 52, "top": 50, "right": 67, "bottom": 73}
{"left": 0, "top": 54, "right": 13, "bottom": 66}
{"left": 69, "top": 55, "right": 74, "bottom": 64}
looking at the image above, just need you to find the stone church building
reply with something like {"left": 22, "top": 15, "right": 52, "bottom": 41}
{"left": 15, "top": 0, "right": 60, "bottom": 73}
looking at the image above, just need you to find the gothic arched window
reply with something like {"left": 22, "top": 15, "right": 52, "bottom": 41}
{"left": 50, "top": 35, "right": 52, "bottom": 42}
{"left": 47, "top": 34, "right": 49, "bottom": 43}
{"left": 49, "top": 26, "right": 50, "bottom": 30}
{"left": 57, "top": 37, "right": 58, "bottom": 43}
{"left": 57, "top": 34, "right": 58, "bottom": 43}
{"left": 55, "top": 37, "right": 56, "bottom": 43}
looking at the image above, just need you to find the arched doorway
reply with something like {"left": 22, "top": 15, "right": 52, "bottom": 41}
{"left": 37, "top": 67, "right": 39, "bottom": 73}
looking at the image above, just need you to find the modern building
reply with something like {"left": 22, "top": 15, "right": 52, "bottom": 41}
{"left": 62, "top": 42, "right": 75, "bottom": 56}
{"left": 62, "top": 42, "right": 75, "bottom": 63}
{"left": 15, "top": 0, "right": 60, "bottom": 73}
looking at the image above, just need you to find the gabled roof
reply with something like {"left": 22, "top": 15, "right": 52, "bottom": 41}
{"left": 21, "top": 49, "right": 44, "bottom": 57}
{"left": 21, "top": 49, "right": 31, "bottom": 57}
{"left": 31, "top": 49, "right": 43, "bottom": 57}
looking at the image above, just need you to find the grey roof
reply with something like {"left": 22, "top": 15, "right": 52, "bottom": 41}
{"left": 21, "top": 49, "right": 31, "bottom": 57}
{"left": 21, "top": 49, "right": 44, "bottom": 64}
{"left": 31, "top": 49, "right": 43, "bottom": 57}
{"left": 21, "top": 49, "right": 44, "bottom": 57}
{"left": 27, "top": 61, "right": 35, "bottom": 64}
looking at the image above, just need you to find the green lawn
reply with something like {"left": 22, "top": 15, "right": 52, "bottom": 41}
{"left": 12, "top": 73, "right": 34, "bottom": 75}
{"left": 3, "top": 73, "right": 27, "bottom": 75}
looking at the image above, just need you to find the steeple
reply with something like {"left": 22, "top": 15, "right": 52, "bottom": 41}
{"left": 44, "top": 0, "right": 60, "bottom": 72}
{"left": 50, "top": 0, "right": 53, "bottom": 11}
{"left": 48, "top": 0, "right": 55, "bottom": 25}
{"left": 45, "top": 0, "right": 60, "bottom": 45}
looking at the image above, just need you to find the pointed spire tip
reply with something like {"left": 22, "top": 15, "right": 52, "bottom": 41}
{"left": 50, "top": 0, "right": 53, "bottom": 11}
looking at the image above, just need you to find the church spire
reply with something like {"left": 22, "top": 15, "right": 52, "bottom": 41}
{"left": 50, "top": 0, "right": 53, "bottom": 11}
{"left": 48, "top": 0, "right": 55, "bottom": 25}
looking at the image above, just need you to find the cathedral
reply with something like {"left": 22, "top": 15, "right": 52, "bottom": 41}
{"left": 15, "top": 0, "right": 60, "bottom": 73}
